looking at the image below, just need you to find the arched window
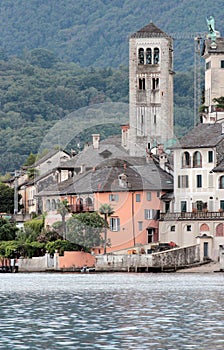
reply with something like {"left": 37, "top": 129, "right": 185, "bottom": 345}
{"left": 138, "top": 48, "right": 144, "bottom": 64}
{"left": 154, "top": 48, "right": 160, "bottom": 64}
{"left": 146, "top": 48, "right": 152, "bottom": 64}
{"left": 85, "top": 197, "right": 93, "bottom": 209}
{"left": 182, "top": 151, "right": 191, "bottom": 167}
{"left": 193, "top": 151, "right": 202, "bottom": 167}
{"left": 76, "top": 197, "right": 83, "bottom": 212}
{"left": 219, "top": 176, "right": 224, "bottom": 189}
{"left": 46, "top": 199, "right": 51, "bottom": 211}
{"left": 51, "top": 199, "right": 56, "bottom": 210}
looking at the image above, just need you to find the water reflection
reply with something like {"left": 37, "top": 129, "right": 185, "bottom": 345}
{"left": 0, "top": 273, "right": 223, "bottom": 349}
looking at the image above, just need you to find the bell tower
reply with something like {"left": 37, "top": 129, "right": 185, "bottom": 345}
{"left": 128, "top": 22, "right": 174, "bottom": 156}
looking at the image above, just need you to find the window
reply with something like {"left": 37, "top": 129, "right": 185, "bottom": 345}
{"left": 197, "top": 174, "right": 202, "bottom": 188}
{"left": 206, "top": 61, "right": 211, "bottom": 70}
{"left": 178, "top": 175, "right": 189, "bottom": 188}
{"left": 154, "top": 48, "right": 159, "bottom": 64}
{"left": 109, "top": 194, "right": 119, "bottom": 202}
{"left": 152, "top": 77, "right": 159, "bottom": 90}
{"left": 139, "top": 78, "right": 145, "bottom": 90}
{"left": 138, "top": 48, "right": 144, "bottom": 64}
{"left": 219, "top": 176, "right": 224, "bottom": 189}
{"left": 144, "top": 209, "right": 159, "bottom": 220}
{"left": 138, "top": 221, "right": 143, "bottom": 231}
{"left": 144, "top": 209, "right": 155, "bottom": 219}
{"left": 146, "top": 192, "right": 151, "bottom": 201}
{"left": 171, "top": 225, "right": 175, "bottom": 231}
{"left": 221, "top": 60, "right": 224, "bottom": 68}
{"left": 147, "top": 228, "right": 154, "bottom": 243}
{"left": 85, "top": 197, "right": 93, "bottom": 207}
{"left": 193, "top": 151, "right": 202, "bottom": 167}
{"left": 208, "top": 151, "right": 213, "bottom": 163}
{"left": 109, "top": 218, "right": 120, "bottom": 232}
{"left": 136, "top": 194, "right": 141, "bottom": 202}
{"left": 46, "top": 199, "right": 51, "bottom": 211}
{"left": 182, "top": 152, "right": 191, "bottom": 167}
{"left": 181, "top": 201, "right": 187, "bottom": 212}
{"left": 51, "top": 199, "right": 56, "bottom": 210}
{"left": 196, "top": 200, "right": 203, "bottom": 211}
{"left": 220, "top": 200, "right": 224, "bottom": 210}
{"left": 146, "top": 48, "right": 152, "bottom": 64}
{"left": 187, "top": 225, "right": 191, "bottom": 231}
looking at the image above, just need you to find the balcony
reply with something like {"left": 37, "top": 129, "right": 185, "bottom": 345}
{"left": 69, "top": 204, "right": 94, "bottom": 214}
{"left": 160, "top": 211, "right": 224, "bottom": 221}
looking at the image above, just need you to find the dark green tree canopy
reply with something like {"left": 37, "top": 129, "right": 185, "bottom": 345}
{"left": 0, "top": 182, "right": 22, "bottom": 214}
{"left": 66, "top": 212, "right": 105, "bottom": 249}
{"left": 0, "top": 218, "right": 18, "bottom": 241}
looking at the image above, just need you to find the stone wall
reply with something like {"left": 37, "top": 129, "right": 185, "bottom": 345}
{"left": 95, "top": 245, "right": 200, "bottom": 272}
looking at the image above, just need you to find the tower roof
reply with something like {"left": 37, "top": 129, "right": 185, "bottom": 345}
{"left": 130, "top": 22, "right": 171, "bottom": 39}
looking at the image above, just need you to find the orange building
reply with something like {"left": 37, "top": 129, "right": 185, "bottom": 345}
{"left": 39, "top": 155, "right": 173, "bottom": 253}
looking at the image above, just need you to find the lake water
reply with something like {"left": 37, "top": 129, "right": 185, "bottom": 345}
{"left": 0, "top": 273, "right": 223, "bottom": 349}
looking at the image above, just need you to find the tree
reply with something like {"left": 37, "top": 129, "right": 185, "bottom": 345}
{"left": 99, "top": 203, "right": 114, "bottom": 254}
{"left": 0, "top": 217, "right": 18, "bottom": 241}
{"left": 57, "top": 199, "right": 70, "bottom": 239}
{"left": 66, "top": 212, "right": 105, "bottom": 249}
{"left": 0, "top": 182, "right": 22, "bottom": 214}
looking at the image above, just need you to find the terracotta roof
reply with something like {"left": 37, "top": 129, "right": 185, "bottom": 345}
{"left": 130, "top": 22, "right": 171, "bottom": 39}
{"left": 174, "top": 123, "right": 224, "bottom": 149}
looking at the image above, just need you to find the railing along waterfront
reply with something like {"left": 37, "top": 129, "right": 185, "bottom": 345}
{"left": 160, "top": 211, "right": 224, "bottom": 221}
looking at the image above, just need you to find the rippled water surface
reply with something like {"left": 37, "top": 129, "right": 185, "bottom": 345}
{"left": 0, "top": 273, "right": 224, "bottom": 349}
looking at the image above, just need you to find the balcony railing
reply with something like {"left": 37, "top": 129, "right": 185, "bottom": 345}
{"left": 69, "top": 204, "right": 94, "bottom": 213}
{"left": 160, "top": 211, "right": 224, "bottom": 221}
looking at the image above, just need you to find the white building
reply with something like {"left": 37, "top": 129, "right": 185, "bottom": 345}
{"left": 159, "top": 18, "right": 224, "bottom": 260}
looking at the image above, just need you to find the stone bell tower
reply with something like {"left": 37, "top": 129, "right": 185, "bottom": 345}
{"left": 128, "top": 22, "right": 174, "bottom": 156}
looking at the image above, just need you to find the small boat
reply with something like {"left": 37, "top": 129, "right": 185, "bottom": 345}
{"left": 80, "top": 265, "right": 95, "bottom": 273}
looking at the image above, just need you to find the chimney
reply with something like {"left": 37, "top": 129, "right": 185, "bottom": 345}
{"left": 92, "top": 134, "right": 100, "bottom": 149}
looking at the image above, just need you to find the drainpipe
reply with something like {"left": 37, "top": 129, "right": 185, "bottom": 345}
{"left": 131, "top": 192, "right": 136, "bottom": 247}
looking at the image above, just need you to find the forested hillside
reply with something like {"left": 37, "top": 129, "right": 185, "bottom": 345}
{"left": 0, "top": 52, "right": 194, "bottom": 174}
{"left": 0, "top": 0, "right": 223, "bottom": 71}
{"left": 0, "top": 0, "right": 216, "bottom": 173}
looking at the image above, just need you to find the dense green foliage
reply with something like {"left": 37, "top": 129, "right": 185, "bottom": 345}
{"left": 66, "top": 212, "right": 105, "bottom": 248}
{"left": 0, "top": 55, "right": 128, "bottom": 173}
{"left": 0, "top": 0, "right": 222, "bottom": 70}
{"left": 0, "top": 218, "right": 18, "bottom": 241}
{"left": 0, "top": 182, "right": 22, "bottom": 213}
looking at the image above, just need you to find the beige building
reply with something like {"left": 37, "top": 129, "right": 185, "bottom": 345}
{"left": 128, "top": 22, "right": 174, "bottom": 156}
{"left": 202, "top": 21, "right": 224, "bottom": 123}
